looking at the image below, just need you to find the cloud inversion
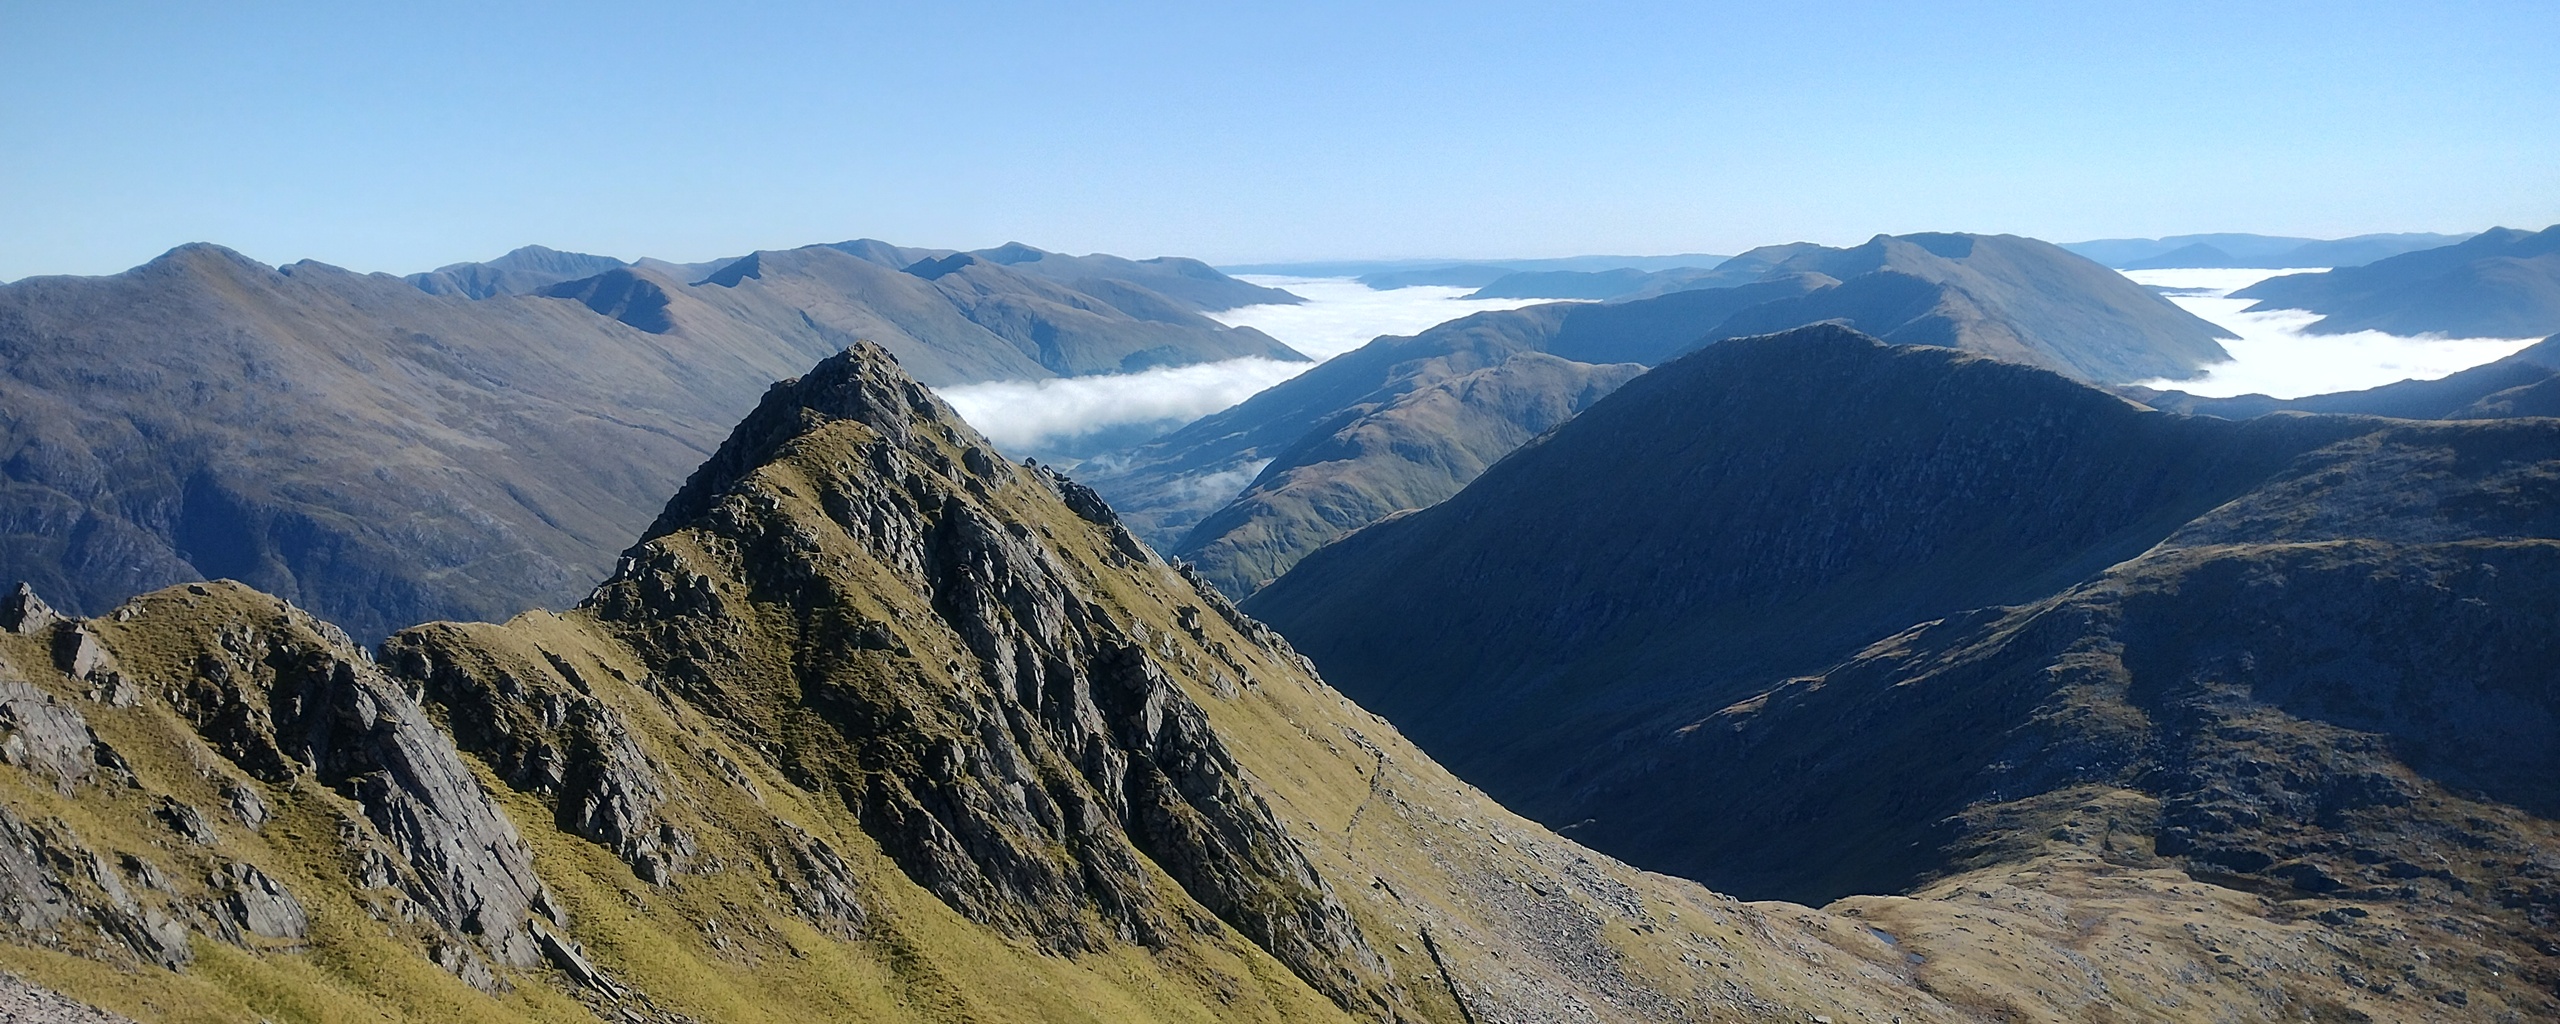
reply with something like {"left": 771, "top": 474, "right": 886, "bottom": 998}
{"left": 2128, "top": 267, "right": 2543, "bottom": 399}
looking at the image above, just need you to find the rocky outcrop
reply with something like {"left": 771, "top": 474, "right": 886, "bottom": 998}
{"left": 554, "top": 344, "right": 1403, "bottom": 1011}
{"left": 0, "top": 586, "right": 58, "bottom": 636}
{"left": 103, "top": 589, "right": 558, "bottom": 975}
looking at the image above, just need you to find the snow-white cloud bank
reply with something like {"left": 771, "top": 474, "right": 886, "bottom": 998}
{"left": 2129, "top": 267, "right": 2543, "bottom": 399}
{"left": 935, "top": 277, "right": 1568, "bottom": 461}
{"left": 936, "top": 357, "right": 1309, "bottom": 458}
{"left": 1210, "top": 276, "right": 1572, "bottom": 360}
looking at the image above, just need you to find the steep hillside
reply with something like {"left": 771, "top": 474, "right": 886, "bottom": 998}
{"left": 0, "top": 243, "right": 1297, "bottom": 641}
{"left": 1098, "top": 234, "right": 2232, "bottom": 598}
{"left": 1248, "top": 326, "right": 2560, "bottom": 1018}
{"left": 2232, "top": 225, "right": 2560, "bottom": 337}
{"left": 1247, "top": 326, "right": 2369, "bottom": 789}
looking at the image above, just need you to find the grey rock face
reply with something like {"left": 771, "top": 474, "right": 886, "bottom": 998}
{"left": 0, "top": 586, "right": 58, "bottom": 636}
{"left": 48, "top": 627, "right": 112, "bottom": 683}
{"left": 0, "top": 807, "right": 73, "bottom": 933}
{"left": 0, "top": 680, "right": 104, "bottom": 792}
{"left": 382, "top": 636, "right": 691, "bottom": 885}
{"left": 0, "top": 805, "right": 188, "bottom": 968}
{"left": 215, "top": 861, "right": 308, "bottom": 943}
{"left": 154, "top": 597, "right": 558, "bottom": 970}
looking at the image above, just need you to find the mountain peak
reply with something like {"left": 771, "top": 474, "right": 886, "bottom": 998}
{"left": 641, "top": 343, "right": 961, "bottom": 538}
{"left": 140, "top": 242, "right": 275, "bottom": 278}
{"left": 974, "top": 241, "right": 1051, "bottom": 265}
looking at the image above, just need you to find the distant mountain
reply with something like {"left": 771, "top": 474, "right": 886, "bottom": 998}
{"left": 1244, "top": 328, "right": 2560, "bottom": 1016}
{"left": 2231, "top": 225, "right": 2560, "bottom": 337}
{"left": 961, "top": 240, "right": 1304, "bottom": 310}
{"left": 1220, "top": 253, "right": 1729, "bottom": 287}
{"left": 407, "top": 244, "right": 632, "bottom": 298}
{"left": 2122, "top": 333, "right": 2560, "bottom": 420}
{"left": 1366, "top": 259, "right": 1743, "bottom": 298}
{"left": 1093, "top": 232, "right": 2232, "bottom": 597}
{"left": 2118, "top": 241, "right": 2237, "bottom": 270}
{"left": 2062, "top": 231, "right": 2472, "bottom": 269}
{"left": 0, "top": 241, "right": 1300, "bottom": 640}
{"left": 1462, "top": 265, "right": 1736, "bottom": 300}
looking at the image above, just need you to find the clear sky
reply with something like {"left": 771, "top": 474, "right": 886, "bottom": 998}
{"left": 4, "top": 1, "right": 2555, "bottom": 280}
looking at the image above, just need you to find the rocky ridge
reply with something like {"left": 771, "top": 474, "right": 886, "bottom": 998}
{"left": 1, "top": 340, "right": 2533, "bottom": 1022}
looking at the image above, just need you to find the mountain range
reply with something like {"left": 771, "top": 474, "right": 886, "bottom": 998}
{"left": 1090, "top": 232, "right": 2235, "bottom": 597}
{"left": 2060, "top": 231, "right": 2474, "bottom": 270}
{"left": 2230, "top": 224, "right": 2560, "bottom": 338}
{"left": 1245, "top": 325, "right": 2560, "bottom": 1020}
{"left": 0, "top": 240, "right": 1301, "bottom": 641}
{"left": 1219, "top": 253, "right": 1731, "bottom": 286}
{"left": 0, "top": 339, "right": 2541, "bottom": 1023}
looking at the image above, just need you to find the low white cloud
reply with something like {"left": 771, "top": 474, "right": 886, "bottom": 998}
{"left": 935, "top": 278, "right": 1569, "bottom": 460}
{"left": 2129, "top": 267, "right": 2543, "bottom": 399}
{"left": 1213, "top": 276, "right": 1572, "bottom": 360}
{"left": 1172, "top": 459, "right": 1274, "bottom": 507}
{"left": 936, "top": 357, "right": 1308, "bottom": 457}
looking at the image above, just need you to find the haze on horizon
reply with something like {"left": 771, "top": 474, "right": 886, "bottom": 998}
{"left": 4, "top": 1, "right": 2556, "bottom": 282}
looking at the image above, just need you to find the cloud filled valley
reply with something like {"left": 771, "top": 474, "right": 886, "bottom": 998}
{"left": 2129, "top": 266, "right": 2544, "bottom": 397}
{"left": 932, "top": 276, "right": 1570, "bottom": 463}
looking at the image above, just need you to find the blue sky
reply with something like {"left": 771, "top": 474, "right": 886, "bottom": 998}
{"left": 3, "top": 1, "right": 2555, "bottom": 279}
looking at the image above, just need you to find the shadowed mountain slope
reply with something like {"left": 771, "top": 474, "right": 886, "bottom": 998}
{"left": 0, "top": 342, "right": 2535, "bottom": 1023}
{"left": 0, "top": 243, "right": 1299, "bottom": 641}
{"left": 1097, "top": 233, "right": 2232, "bottom": 598}
{"left": 1246, "top": 326, "right": 2372, "bottom": 783}
{"left": 2232, "top": 225, "right": 2560, "bottom": 337}
{"left": 1246, "top": 326, "right": 2560, "bottom": 1018}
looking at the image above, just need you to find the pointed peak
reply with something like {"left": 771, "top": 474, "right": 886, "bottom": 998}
{"left": 699, "top": 252, "right": 764, "bottom": 287}
{"left": 640, "top": 344, "right": 982, "bottom": 539}
{"left": 973, "top": 241, "right": 1050, "bottom": 265}
{"left": 2, "top": 582, "right": 61, "bottom": 635}
{"left": 140, "top": 243, "right": 275, "bottom": 278}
